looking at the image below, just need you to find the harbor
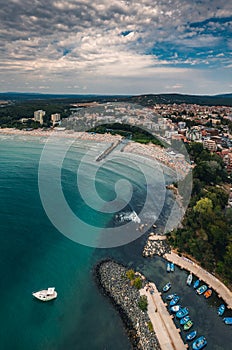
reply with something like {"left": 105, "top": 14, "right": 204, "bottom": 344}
{"left": 164, "top": 251, "right": 232, "bottom": 310}
{"left": 140, "top": 283, "right": 187, "bottom": 350}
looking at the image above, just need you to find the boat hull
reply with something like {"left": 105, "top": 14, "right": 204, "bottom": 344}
{"left": 192, "top": 336, "right": 207, "bottom": 349}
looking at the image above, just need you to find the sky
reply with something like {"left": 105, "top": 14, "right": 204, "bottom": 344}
{"left": 0, "top": 0, "right": 231, "bottom": 95}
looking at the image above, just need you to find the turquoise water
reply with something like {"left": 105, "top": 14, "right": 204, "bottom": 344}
{"left": 0, "top": 136, "right": 231, "bottom": 350}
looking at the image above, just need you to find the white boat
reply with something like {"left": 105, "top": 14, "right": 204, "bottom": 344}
{"left": 186, "top": 273, "right": 193, "bottom": 286}
{"left": 32, "top": 287, "right": 57, "bottom": 302}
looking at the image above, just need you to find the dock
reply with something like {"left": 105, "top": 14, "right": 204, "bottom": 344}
{"left": 164, "top": 251, "right": 232, "bottom": 309}
{"left": 140, "top": 283, "right": 187, "bottom": 350}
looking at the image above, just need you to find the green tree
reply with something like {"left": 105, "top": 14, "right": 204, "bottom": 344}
{"left": 138, "top": 295, "right": 148, "bottom": 312}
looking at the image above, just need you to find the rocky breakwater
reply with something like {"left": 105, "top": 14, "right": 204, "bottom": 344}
{"left": 95, "top": 260, "right": 161, "bottom": 350}
{"left": 143, "top": 233, "right": 171, "bottom": 257}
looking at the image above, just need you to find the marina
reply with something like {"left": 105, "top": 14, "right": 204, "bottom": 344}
{"left": 164, "top": 251, "right": 232, "bottom": 309}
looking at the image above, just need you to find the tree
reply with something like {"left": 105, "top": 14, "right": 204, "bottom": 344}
{"left": 138, "top": 295, "right": 148, "bottom": 311}
{"left": 194, "top": 197, "right": 213, "bottom": 216}
{"left": 133, "top": 277, "right": 143, "bottom": 289}
{"left": 126, "top": 269, "right": 135, "bottom": 281}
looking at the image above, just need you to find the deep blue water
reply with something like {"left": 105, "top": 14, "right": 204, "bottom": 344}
{"left": 0, "top": 135, "right": 231, "bottom": 350}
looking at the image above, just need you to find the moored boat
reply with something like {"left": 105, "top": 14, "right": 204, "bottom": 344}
{"left": 32, "top": 287, "right": 57, "bottom": 302}
{"left": 176, "top": 307, "right": 189, "bottom": 319}
{"left": 196, "top": 285, "right": 207, "bottom": 295}
{"left": 170, "top": 295, "right": 180, "bottom": 306}
{"left": 167, "top": 262, "right": 171, "bottom": 272}
{"left": 223, "top": 317, "right": 232, "bottom": 325}
{"left": 180, "top": 315, "right": 191, "bottom": 325}
{"left": 217, "top": 304, "right": 225, "bottom": 316}
{"left": 170, "top": 262, "right": 175, "bottom": 272}
{"left": 204, "top": 289, "right": 212, "bottom": 299}
{"left": 186, "top": 330, "right": 197, "bottom": 341}
{"left": 163, "top": 282, "right": 171, "bottom": 292}
{"left": 166, "top": 293, "right": 176, "bottom": 301}
{"left": 193, "top": 279, "right": 200, "bottom": 289}
{"left": 192, "top": 336, "right": 207, "bottom": 349}
{"left": 186, "top": 273, "right": 193, "bottom": 286}
{"left": 170, "top": 304, "right": 181, "bottom": 313}
{"left": 184, "top": 320, "right": 193, "bottom": 331}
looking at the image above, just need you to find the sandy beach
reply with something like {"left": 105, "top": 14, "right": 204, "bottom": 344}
{"left": 0, "top": 128, "right": 192, "bottom": 176}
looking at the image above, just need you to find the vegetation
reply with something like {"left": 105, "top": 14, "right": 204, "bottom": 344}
{"left": 167, "top": 142, "right": 232, "bottom": 286}
{"left": 133, "top": 277, "right": 143, "bottom": 290}
{"left": 147, "top": 321, "right": 154, "bottom": 332}
{"left": 126, "top": 269, "right": 135, "bottom": 281}
{"left": 138, "top": 295, "right": 148, "bottom": 312}
{"left": 126, "top": 269, "right": 143, "bottom": 289}
{"left": 89, "top": 123, "right": 164, "bottom": 146}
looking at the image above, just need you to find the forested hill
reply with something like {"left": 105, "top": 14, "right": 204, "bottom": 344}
{"left": 1, "top": 92, "right": 232, "bottom": 106}
{"left": 129, "top": 93, "right": 232, "bottom": 107}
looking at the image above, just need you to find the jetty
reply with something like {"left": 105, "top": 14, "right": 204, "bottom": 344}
{"left": 96, "top": 140, "right": 121, "bottom": 161}
{"left": 140, "top": 283, "right": 187, "bottom": 350}
{"left": 164, "top": 251, "right": 232, "bottom": 309}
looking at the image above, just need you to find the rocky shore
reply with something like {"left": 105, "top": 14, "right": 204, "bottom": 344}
{"left": 143, "top": 233, "right": 171, "bottom": 257}
{"left": 95, "top": 259, "right": 161, "bottom": 350}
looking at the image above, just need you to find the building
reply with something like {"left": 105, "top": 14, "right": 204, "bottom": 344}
{"left": 34, "top": 110, "right": 46, "bottom": 125}
{"left": 51, "top": 113, "right": 61, "bottom": 125}
{"left": 203, "top": 139, "right": 217, "bottom": 152}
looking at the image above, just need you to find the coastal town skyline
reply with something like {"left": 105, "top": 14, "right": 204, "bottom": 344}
{"left": 1, "top": 0, "right": 232, "bottom": 95}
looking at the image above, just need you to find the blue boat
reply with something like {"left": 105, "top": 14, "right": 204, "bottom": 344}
{"left": 166, "top": 293, "right": 176, "bottom": 301}
{"left": 180, "top": 315, "right": 191, "bottom": 325}
{"left": 170, "top": 304, "right": 181, "bottom": 313}
{"left": 217, "top": 304, "right": 225, "bottom": 316}
{"left": 196, "top": 285, "right": 207, "bottom": 295}
{"left": 186, "top": 330, "right": 197, "bottom": 341}
{"left": 192, "top": 336, "right": 207, "bottom": 349}
{"left": 167, "top": 262, "right": 171, "bottom": 272}
{"left": 170, "top": 295, "right": 180, "bottom": 306}
{"left": 223, "top": 317, "right": 232, "bottom": 325}
{"left": 163, "top": 282, "right": 171, "bottom": 292}
{"left": 176, "top": 307, "right": 189, "bottom": 319}
{"left": 193, "top": 279, "right": 200, "bottom": 289}
{"left": 170, "top": 262, "right": 175, "bottom": 272}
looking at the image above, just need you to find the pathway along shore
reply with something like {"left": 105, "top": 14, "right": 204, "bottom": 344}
{"left": 95, "top": 259, "right": 187, "bottom": 350}
{"left": 164, "top": 251, "right": 232, "bottom": 309}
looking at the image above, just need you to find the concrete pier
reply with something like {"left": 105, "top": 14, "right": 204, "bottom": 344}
{"left": 164, "top": 251, "right": 232, "bottom": 309}
{"left": 140, "top": 283, "right": 187, "bottom": 350}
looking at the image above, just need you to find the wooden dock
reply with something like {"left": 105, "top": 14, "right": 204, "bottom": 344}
{"left": 164, "top": 251, "right": 232, "bottom": 309}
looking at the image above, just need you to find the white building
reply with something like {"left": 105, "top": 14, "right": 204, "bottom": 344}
{"left": 51, "top": 113, "right": 61, "bottom": 125}
{"left": 34, "top": 110, "right": 46, "bottom": 125}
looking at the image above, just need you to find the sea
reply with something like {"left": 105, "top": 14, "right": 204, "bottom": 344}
{"left": 0, "top": 135, "right": 231, "bottom": 350}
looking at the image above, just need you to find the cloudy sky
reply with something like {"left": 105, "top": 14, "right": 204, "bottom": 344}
{"left": 0, "top": 0, "right": 231, "bottom": 94}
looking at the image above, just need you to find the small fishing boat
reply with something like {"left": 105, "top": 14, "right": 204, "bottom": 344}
{"left": 176, "top": 307, "right": 189, "bottom": 319}
{"left": 163, "top": 282, "right": 171, "bottom": 292}
{"left": 170, "top": 263, "right": 175, "bottom": 272}
{"left": 204, "top": 289, "right": 212, "bottom": 299}
{"left": 170, "top": 295, "right": 180, "bottom": 306}
{"left": 196, "top": 285, "right": 208, "bottom": 295}
{"left": 180, "top": 315, "right": 191, "bottom": 325}
{"left": 192, "top": 336, "right": 207, "bottom": 349}
{"left": 186, "top": 273, "right": 193, "bottom": 286}
{"left": 167, "top": 262, "right": 171, "bottom": 272}
{"left": 186, "top": 330, "right": 197, "bottom": 341}
{"left": 193, "top": 279, "right": 200, "bottom": 289}
{"left": 184, "top": 320, "right": 193, "bottom": 331}
{"left": 166, "top": 293, "right": 176, "bottom": 301}
{"left": 170, "top": 304, "right": 181, "bottom": 313}
{"left": 223, "top": 317, "right": 232, "bottom": 325}
{"left": 217, "top": 304, "right": 225, "bottom": 316}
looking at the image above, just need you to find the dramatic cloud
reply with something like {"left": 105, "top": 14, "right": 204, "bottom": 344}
{"left": 0, "top": 0, "right": 231, "bottom": 94}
